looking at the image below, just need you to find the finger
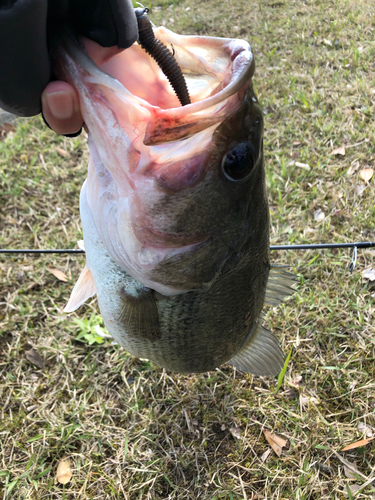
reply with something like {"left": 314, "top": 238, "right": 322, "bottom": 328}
{"left": 0, "top": 0, "right": 49, "bottom": 116}
{"left": 41, "top": 81, "right": 83, "bottom": 135}
{"left": 71, "top": 0, "right": 138, "bottom": 49}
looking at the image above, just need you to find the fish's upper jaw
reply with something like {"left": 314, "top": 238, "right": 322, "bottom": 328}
{"left": 57, "top": 26, "right": 255, "bottom": 185}
{"left": 60, "top": 25, "right": 254, "bottom": 133}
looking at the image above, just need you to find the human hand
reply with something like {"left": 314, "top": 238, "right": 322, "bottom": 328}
{"left": 0, "top": 0, "right": 138, "bottom": 134}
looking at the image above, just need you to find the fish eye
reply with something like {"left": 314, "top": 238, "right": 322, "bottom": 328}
{"left": 222, "top": 142, "right": 257, "bottom": 181}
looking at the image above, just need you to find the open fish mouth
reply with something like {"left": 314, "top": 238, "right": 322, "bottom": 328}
{"left": 57, "top": 26, "right": 258, "bottom": 295}
{"left": 61, "top": 26, "right": 255, "bottom": 143}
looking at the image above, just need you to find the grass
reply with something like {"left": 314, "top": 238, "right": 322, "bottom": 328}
{"left": 1, "top": 0, "right": 375, "bottom": 498}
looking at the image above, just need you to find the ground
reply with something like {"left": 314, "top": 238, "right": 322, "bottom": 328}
{"left": 1, "top": 0, "right": 375, "bottom": 498}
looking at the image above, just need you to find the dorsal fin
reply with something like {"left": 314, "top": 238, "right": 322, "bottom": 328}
{"left": 264, "top": 265, "right": 296, "bottom": 307}
{"left": 64, "top": 264, "right": 97, "bottom": 312}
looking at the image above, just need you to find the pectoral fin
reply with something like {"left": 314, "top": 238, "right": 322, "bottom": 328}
{"left": 119, "top": 288, "right": 160, "bottom": 340}
{"left": 64, "top": 264, "right": 97, "bottom": 312}
{"left": 228, "top": 322, "right": 284, "bottom": 376}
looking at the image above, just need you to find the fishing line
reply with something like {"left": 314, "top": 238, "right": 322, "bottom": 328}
{"left": 0, "top": 244, "right": 369, "bottom": 271}
{"left": 1, "top": 242, "right": 374, "bottom": 254}
{"left": 0, "top": 249, "right": 86, "bottom": 254}
{"left": 1, "top": 241, "right": 374, "bottom": 272}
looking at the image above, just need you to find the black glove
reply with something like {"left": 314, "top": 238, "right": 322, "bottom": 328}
{"left": 0, "top": 0, "right": 138, "bottom": 117}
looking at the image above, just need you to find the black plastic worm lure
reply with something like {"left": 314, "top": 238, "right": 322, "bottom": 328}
{"left": 135, "top": 8, "right": 191, "bottom": 106}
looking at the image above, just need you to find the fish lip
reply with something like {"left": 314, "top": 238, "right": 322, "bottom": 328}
{"left": 61, "top": 30, "right": 255, "bottom": 116}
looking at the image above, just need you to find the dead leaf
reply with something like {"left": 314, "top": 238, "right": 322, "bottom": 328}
{"left": 56, "top": 147, "right": 70, "bottom": 158}
{"left": 0, "top": 122, "right": 15, "bottom": 134}
{"left": 300, "top": 394, "right": 320, "bottom": 407}
{"left": 314, "top": 209, "right": 325, "bottom": 222}
{"left": 230, "top": 426, "right": 242, "bottom": 439}
{"left": 47, "top": 267, "right": 68, "bottom": 282}
{"left": 3, "top": 122, "right": 15, "bottom": 132}
{"left": 344, "top": 461, "right": 359, "bottom": 480}
{"left": 261, "top": 448, "right": 272, "bottom": 462}
{"left": 25, "top": 349, "right": 45, "bottom": 369}
{"left": 26, "top": 404, "right": 38, "bottom": 413}
{"left": 291, "top": 374, "right": 303, "bottom": 386}
{"left": 56, "top": 457, "right": 72, "bottom": 484}
{"left": 343, "top": 484, "right": 361, "bottom": 498}
{"left": 355, "top": 184, "right": 366, "bottom": 196}
{"left": 332, "top": 451, "right": 368, "bottom": 480}
{"left": 331, "top": 143, "right": 346, "bottom": 156}
{"left": 263, "top": 430, "right": 287, "bottom": 457}
{"left": 362, "top": 268, "right": 375, "bottom": 282}
{"left": 358, "top": 422, "right": 374, "bottom": 438}
{"left": 341, "top": 436, "right": 375, "bottom": 451}
{"left": 359, "top": 168, "right": 374, "bottom": 183}
{"left": 347, "top": 161, "right": 360, "bottom": 176}
{"left": 21, "top": 264, "right": 33, "bottom": 272}
{"left": 294, "top": 161, "right": 310, "bottom": 170}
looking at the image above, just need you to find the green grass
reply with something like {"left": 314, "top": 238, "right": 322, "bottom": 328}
{"left": 1, "top": 0, "right": 375, "bottom": 498}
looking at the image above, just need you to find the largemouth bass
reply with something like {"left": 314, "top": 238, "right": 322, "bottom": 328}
{"left": 57, "top": 21, "right": 294, "bottom": 374}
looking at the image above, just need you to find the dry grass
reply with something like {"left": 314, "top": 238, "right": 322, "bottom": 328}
{"left": 1, "top": 0, "right": 375, "bottom": 498}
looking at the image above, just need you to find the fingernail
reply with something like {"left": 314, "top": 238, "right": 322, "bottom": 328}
{"left": 45, "top": 91, "right": 74, "bottom": 120}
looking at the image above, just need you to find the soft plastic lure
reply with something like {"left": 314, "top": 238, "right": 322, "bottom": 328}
{"left": 135, "top": 7, "right": 191, "bottom": 106}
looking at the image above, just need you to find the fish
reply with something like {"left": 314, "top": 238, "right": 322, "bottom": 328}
{"left": 55, "top": 20, "right": 295, "bottom": 375}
